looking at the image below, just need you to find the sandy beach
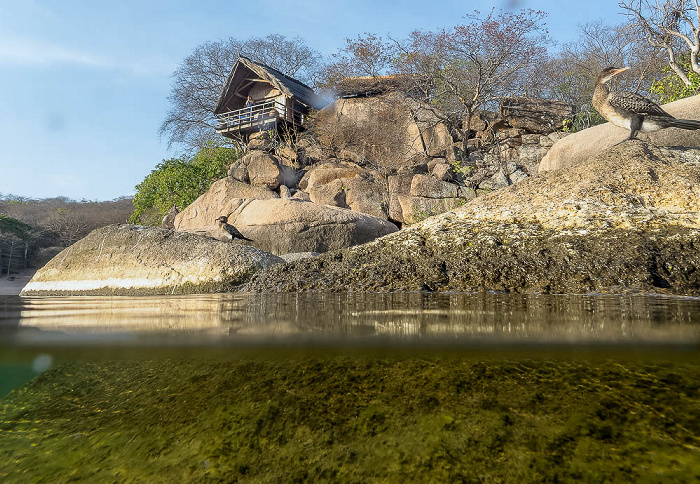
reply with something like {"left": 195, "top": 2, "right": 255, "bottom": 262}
{"left": 0, "top": 269, "right": 37, "bottom": 296}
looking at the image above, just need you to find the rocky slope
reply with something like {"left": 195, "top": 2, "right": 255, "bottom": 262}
{"left": 540, "top": 94, "right": 700, "bottom": 172}
{"left": 242, "top": 142, "right": 700, "bottom": 295}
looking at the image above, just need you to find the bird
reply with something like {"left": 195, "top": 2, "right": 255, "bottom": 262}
{"left": 593, "top": 66, "right": 700, "bottom": 144}
{"left": 215, "top": 215, "right": 253, "bottom": 242}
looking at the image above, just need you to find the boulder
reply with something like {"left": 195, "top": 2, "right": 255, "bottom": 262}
{"left": 499, "top": 97, "right": 575, "bottom": 134}
{"left": 299, "top": 162, "right": 366, "bottom": 191}
{"left": 246, "top": 151, "right": 284, "bottom": 189}
{"left": 430, "top": 162, "right": 452, "bottom": 182}
{"left": 247, "top": 131, "right": 274, "bottom": 152}
{"left": 387, "top": 174, "right": 414, "bottom": 223}
{"left": 242, "top": 142, "right": 700, "bottom": 295}
{"left": 315, "top": 92, "right": 452, "bottom": 169}
{"left": 343, "top": 175, "right": 388, "bottom": 219}
{"left": 540, "top": 94, "right": 700, "bottom": 172}
{"left": 174, "top": 177, "right": 278, "bottom": 233}
{"left": 21, "top": 224, "right": 283, "bottom": 296}
{"left": 410, "top": 174, "right": 459, "bottom": 198}
{"left": 308, "top": 178, "right": 347, "bottom": 207}
{"left": 212, "top": 198, "right": 398, "bottom": 255}
{"left": 300, "top": 162, "right": 389, "bottom": 219}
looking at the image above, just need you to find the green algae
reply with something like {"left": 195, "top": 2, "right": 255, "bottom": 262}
{"left": 1, "top": 353, "right": 699, "bottom": 483}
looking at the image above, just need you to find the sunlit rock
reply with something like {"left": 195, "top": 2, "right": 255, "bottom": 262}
{"left": 21, "top": 224, "right": 283, "bottom": 296}
{"left": 243, "top": 142, "right": 700, "bottom": 295}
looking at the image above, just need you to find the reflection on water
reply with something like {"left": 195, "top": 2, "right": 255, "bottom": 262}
{"left": 1, "top": 292, "right": 699, "bottom": 345}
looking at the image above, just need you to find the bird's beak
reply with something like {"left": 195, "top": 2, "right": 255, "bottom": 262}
{"left": 613, "top": 67, "right": 630, "bottom": 76}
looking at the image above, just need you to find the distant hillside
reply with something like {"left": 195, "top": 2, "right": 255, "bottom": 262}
{"left": 0, "top": 195, "right": 134, "bottom": 274}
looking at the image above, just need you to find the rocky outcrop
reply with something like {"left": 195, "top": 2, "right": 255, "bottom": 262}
{"left": 242, "top": 142, "right": 700, "bottom": 295}
{"left": 539, "top": 94, "right": 700, "bottom": 173}
{"left": 174, "top": 177, "right": 278, "bottom": 233}
{"left": 177, "top": 198, "right": 398, "bottom": 256}
{"left": 228, "top": 151, "right": 301, "bottom": 189}
{"left": 314, "top": 92, "right": 449, "bottom": 170}
{"left": 21, "top": 224, "right": 283, "bottom": 296}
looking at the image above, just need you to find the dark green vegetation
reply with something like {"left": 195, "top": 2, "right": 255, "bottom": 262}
{"left": 129, "top": 145, "right": 240, "bottom": 226}
{"left": 1, "top": 354, "right": 699, "bottom": 483}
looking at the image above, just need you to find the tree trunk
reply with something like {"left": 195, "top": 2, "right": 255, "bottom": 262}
{"left": 461, "top": 107, "right": 474, "bottom": 156}
{"left": 6, "top": 242, "right": 13, "bottom": 277}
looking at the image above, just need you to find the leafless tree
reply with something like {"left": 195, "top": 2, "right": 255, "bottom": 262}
{"left": 159, "top": 34, "right": 323, "bottom": 153}
{"left": 540, "top": 20, "right": 666, "bottom": 129}
{"left": 398, "top": 9, "right": 552, "bottom": 149}
{"left": 620, "top": 0, "right": 700, "bottom": 86}
{"left": 319, "top": 33, "right": 398, "bottom": 90}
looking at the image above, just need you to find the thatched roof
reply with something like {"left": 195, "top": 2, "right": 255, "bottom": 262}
{"left": 334, "top": 74, "right": 431, "bottom": 98}
{"left": 214, "top": 56, "right": 327, "bottom": 114}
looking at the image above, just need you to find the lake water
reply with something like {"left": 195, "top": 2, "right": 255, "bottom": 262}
{"left": 1, "top": 292, "right": 699, "bottom": 385}
{"left": 2, "top": 292, "right": 700, "bottom": 345}
{"left": 2, "top": 292, "right": 700, "bottom": 481}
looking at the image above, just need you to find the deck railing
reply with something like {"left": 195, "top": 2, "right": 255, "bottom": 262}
{"left": 215, "top": 99, "right": 302, "bottom": 132}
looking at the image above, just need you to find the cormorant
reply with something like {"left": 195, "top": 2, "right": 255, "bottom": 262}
{"left": 592, "top": 66, "right": 700, "bottom": 143}
{"left": 215, "top": 215, "right": 253, "bottom": 242}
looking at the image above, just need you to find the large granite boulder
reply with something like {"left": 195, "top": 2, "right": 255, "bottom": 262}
{"left": 301, "top": 162, "right": 389, "bottom": 219}
{"left": 315, "top": 92, "right": 452, "bottom": 169}
{"left": 178, "top": 198, "right": 398, "bottom": 255}
{"left": 243, "top": 142, "right": 700, "bottom": 295}
{"left": 21, "top": 224, "right": 283, "bottom": 296}
{"left": 229, "top": 151, "right": 301, "bottom": 189}
{"left": 175, "top": 177, "right": 278, "bottom": 233}
{"left": 540, "top": 94, "right": 700, "bottom": 172}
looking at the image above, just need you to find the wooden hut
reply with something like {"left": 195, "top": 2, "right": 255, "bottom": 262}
{"left": 334, "top": 73, "right": 432, "bottom": 99}
{"left": 214, "top": 56, "right": 327, "bottom": 139}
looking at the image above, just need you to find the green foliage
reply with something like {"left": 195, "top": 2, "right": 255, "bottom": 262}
{"left": 0, "top": 214, "right": 32, "bottom": 239}
{"left": 650, "top": 58, "right": 700, "bottom": 103}
{"left": 129, "top": 145, "right": 240, "bottom": 226}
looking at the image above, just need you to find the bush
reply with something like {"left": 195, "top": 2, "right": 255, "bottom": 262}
{"left": 129, "top": 145, "right": 240, "bottom": 226}
{"left": 650, "top": 58, "right": 700, "bottom": 103}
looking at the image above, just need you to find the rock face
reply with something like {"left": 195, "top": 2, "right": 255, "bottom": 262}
{"left": 174, "top": 177, "right": 278, "bottom": 233}
{"left": 315, "top": 92, "right": 449, "bottom": 170}
{"left": 177, "top": 198, "right": 399, "bottom": 256}
{"left": 21, "top": 224, "right": 283, "bottom": 296}
{"left": 242, "top": 142, "right": 700, "bottom": 295}
{"left": 539, "top": 94, "right": 700, "bottom": 172}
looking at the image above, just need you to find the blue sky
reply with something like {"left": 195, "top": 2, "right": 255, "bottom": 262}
{"left": 0, "top": 0, "right": 624, "bottom": 201}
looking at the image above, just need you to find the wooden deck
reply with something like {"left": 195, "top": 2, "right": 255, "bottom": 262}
{"left": 215, "top": 99, "right": 303, "bottom": 137}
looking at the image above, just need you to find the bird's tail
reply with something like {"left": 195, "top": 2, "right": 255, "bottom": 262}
{"left": 669, "top": 118, "right": 700, "bottom": 130}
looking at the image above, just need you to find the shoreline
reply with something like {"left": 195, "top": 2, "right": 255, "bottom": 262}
{"left": 0, "top": 269, "right": 37, "bottom": 296}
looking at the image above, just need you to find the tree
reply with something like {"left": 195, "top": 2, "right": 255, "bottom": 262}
{"left": 319, "top": 33, "right": 398, "bottom": 90}
{"left": 160, "top": 34, "right": 322, "bottom": 153}
{"left": 0, "top": 214, "right": 34, "bottom": 274}
{"left": 400, "top": 9, "right": 552, "bottom": 148}
{"left": 541, "top": 20, "right": 666, "bottom": 130}
{"left": 650, "top": 54, "right": 700, "bottom": 101}
{"left": 129, "top": 145, "right": 240, "bottom": 226}
{"left": 620, "top": 0, "right": 700, "bottom": 86}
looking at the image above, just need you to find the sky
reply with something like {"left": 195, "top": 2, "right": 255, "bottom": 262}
{"left": 0, "top": 0, "right": 625, "bottom": 201}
